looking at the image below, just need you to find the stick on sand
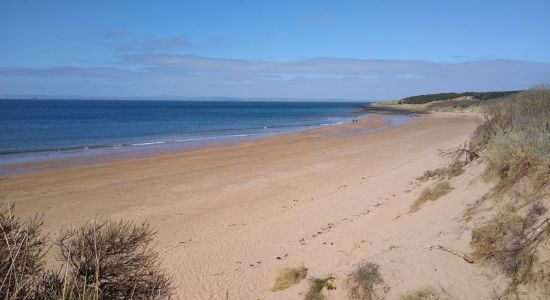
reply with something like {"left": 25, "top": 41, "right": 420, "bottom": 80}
{"left": 426, "top": 245, "right": 474, "bottom": 263}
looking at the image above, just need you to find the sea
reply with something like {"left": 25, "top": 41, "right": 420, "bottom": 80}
{"left": 0, "top": 99, "right": 372, "bottom": 173}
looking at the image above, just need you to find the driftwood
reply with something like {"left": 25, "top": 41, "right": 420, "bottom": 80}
{"left": 523, "top": 218, "right": 549, "bottom": 247}
{"left": 425, "top": 245, "right": 474, "bottom": 263}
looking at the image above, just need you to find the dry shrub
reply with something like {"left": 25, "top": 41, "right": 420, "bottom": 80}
{"left": 470, "top": 206, "right": 525, "bottom": 265}
{"left": 0, "top": 203, "right": 173, "bottom": 300}
{"left": 399, "top": 286, "right": 440, "bottom": 300}
{"left": 54, "top": 218, "right": 174, "bottom": 300}
{"left": 471, "top": 202, "right": 548, "bottom": 298}
{"left": 304, "top": 276, "right": 336, "bottom": 300}
{"left": 0, "top": 203, "right": 48, "bottom": 300}
{"left": 528, "top": 261, "right": 550, "bottom": 297}
{"left": 409, "top": 181, "right": 453, "bottom": 213}
{"left": 271, "top": 265, "right": 307, "bottom": 291}
{"left": 345, "top": 261, "right": 384, "bottom": 300}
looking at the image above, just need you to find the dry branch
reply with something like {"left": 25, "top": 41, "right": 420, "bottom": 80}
{"left": 523, "top": 218, "right": 549, "bottom": 247}
{"left": 425, "top": 245, "right": 474, "bottom": 263}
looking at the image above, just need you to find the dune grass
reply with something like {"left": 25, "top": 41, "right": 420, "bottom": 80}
{"left": 470, "top": 87, "right": 550, "bottom": 193}
{"left": 417, "top": 163, "right": 464, "bottom": 182}
{"left": 466, "top": 87, "right": 550, "bottom": 299}
{"left": 271, "top": 265, "right": 308, "bottom": 292}
{"left": 345, "top": 261, "right": 385, "bottom": 300}
{"left": 409, "top": 181, "right": 453, "bottom": 213}
{"left": 399, "top": 286, "right": 440, "bottom": 300}
{"left": 304, "top": 276, "right": 336, "bottom": 300}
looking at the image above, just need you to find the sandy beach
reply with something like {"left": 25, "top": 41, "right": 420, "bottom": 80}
{"left": 0, "top": 112, "right": 502, "bottom": 299}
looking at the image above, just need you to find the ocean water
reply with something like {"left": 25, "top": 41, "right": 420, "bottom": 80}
{"left": 0, "top": 99, "right": 368, "bottom": 166}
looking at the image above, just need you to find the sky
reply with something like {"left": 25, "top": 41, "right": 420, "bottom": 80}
{"left": 1, "top": 0, "right": 549, "bottom": 100}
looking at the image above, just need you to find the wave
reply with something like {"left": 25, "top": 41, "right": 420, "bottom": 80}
{"left": 1, "top": 119, "right": 360, "bottom": 157}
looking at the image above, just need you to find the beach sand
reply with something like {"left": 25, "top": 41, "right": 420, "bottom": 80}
{"left": 0, "top": 112, "right": 502, "bottom": 299}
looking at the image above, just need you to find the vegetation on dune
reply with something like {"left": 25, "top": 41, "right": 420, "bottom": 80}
{"left": 345, "top": 261, "right": 385, "bottom": 300}
{"left": 409, "top": 181, "right": 453, "bottom": 213}
{"left": 376, "top": 88, "right": 550, "bottom": 298}
{"left": 465, "top": 87, "right": 550, "bottom": 298}
{"left": 0, "top": 204, "right": 48, "bottom": 299}
{"left": 470, "top": 87, "right": 550, "bottom": 193}
{"left": 0, "top": 203, "right": 173, "bottom": 300}
{"left": 304, "top": 275, "right": 336, "bottom": 300}
{"left": 399, "top": 286, "right": 440, "bottom": 300}
{"left": 417, "top": 162, "right": 464, "bottom": 182}
{"left": 398, "top": 91, "right": 520, "bottom": 105}
{"left": 470, "top": 202, "right": 549, "bottom": 298}
{"left": 271, "top": 265, "right": 308, "bottom": 291}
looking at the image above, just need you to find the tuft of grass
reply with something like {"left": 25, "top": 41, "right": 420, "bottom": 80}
{"left": 409, "top": 181, "right": 453, "bottom": 213}
{"left": 345, "top": 261, "right": 385, "bottom": 300}
{"left": 399, "top": 287, "right": 440, "bottom": 300}
{"left": 304, "top": 276, "right": 336, "bottom": 300}
{"left": 417, "top": 163, "right": 464, "bottom": 182}
{"left": 271, "top": 265, "right": 308, "bottom": 292}
{"left": 417, "top": 168, "right": 445, "bottom": 181}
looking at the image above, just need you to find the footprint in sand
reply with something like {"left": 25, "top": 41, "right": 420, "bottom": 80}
{"left": 276, "top": 253, "right": 289, "bottom": 260}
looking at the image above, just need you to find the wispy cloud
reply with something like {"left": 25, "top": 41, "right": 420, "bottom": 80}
{"left": 1, "top": 56, "right": 549, "bottom": 99}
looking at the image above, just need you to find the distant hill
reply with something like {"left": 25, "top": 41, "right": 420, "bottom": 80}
{"left": 398, "top": 91, "right": 521, "bottom": 104}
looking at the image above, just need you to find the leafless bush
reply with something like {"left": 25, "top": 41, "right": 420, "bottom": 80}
{"left": 1, "top": 203, "right": 174, "bottom": 300}
{"left": 55, "top": 218, "right": 174, "bottom": 299}
{"left": 345, "top": 261, "right": 385, "bottom": 300}
{"left": 0, "top": 202, "right": 48, "bottom": 299}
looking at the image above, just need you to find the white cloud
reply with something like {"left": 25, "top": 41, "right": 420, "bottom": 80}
{"left": 1, "top": 56, "right": 549, "bottom": 99}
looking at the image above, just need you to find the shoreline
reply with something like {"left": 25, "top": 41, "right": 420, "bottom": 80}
{"left": 0, "top": 112, "right": 412, "bottom": 177}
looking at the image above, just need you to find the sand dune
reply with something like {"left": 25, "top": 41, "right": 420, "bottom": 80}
{"left": 0, "top": 112, "right": 503, "bottom": 299}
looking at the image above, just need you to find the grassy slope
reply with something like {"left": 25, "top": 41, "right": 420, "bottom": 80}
{"left": 372, "top": 88, "right": 550, "bottom": 298}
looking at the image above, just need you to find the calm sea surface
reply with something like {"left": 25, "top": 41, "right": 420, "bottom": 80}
{"left": 0, "top": 100, "right": 369, "bottom": 167}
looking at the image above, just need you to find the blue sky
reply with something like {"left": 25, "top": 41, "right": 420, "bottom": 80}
{"left": 1, "top": 0, "right": 549, "bottom": 100}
